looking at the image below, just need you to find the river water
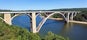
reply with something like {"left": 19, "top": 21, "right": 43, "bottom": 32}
{"left": 12, "top": 14, "right": 87, "bottom": 40}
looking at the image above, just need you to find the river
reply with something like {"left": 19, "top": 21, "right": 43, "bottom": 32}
{"left": 12, "top": 14, "right": 87, "bottom": 40}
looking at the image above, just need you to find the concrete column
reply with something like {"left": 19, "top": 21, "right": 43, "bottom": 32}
{"left": 67, "top": 13, "right": 70, "bottom": 22}
{"left": 44, "top": 13, "right": 48, "bottom": 17}
{"left": 74, "top": 12, "right": 77, "bottom": 17}
{"left": 31, "top": 12, "right": 37, "bottom": 33}
{"left": 4, "top": 13, "right": 12, "bottom": 25}
{"left": 71, "top": 13, "right": 74, "bottom": 21}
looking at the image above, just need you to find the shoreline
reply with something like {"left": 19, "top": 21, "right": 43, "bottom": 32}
{"left": 40, "top": 15, "right": 64, "bottom": 20}
{"left": 69, "top": 20, "right": 87, "bottom": 24}
{"left": 47, "top": 18, "right": 63, "bottom": 20}
{"left": 40, "top": 15, "right": 87, "bottom": 24}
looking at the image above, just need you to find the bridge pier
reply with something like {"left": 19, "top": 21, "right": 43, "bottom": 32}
{"left": 31, "top": 12, "right": 37, "bottom": 33}
{"left": 4, "top": 13, "right": 12, "bottom": 25}
{"left": 74, "top": 12, "right": 77, "bottom": 16}
{"left": 67, "top": 13, "right": 70, "bottom": 23}
{"left": 70, "top": 12, "right": 74, "bottom": 21}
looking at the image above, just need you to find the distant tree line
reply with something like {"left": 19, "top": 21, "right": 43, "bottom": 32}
{"left": 74, "top": 11, "right": 87, "bottom": 22}
{"left": 50, "top": 8, "right": 87, "bottom": 11}
{"left": 0, "top": 9, "right": 12, "bottom": 12}
{"left": 49, "top": 8, "right": 87, "bottom": 21}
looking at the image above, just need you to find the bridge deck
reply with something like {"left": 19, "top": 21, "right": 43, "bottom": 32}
{"left": 0, "top": 11, "right": 80, "bottom": 13}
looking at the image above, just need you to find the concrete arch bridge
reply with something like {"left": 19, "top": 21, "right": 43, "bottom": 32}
{"left": 0, "top": 11, "right": 80, "bottom": 33}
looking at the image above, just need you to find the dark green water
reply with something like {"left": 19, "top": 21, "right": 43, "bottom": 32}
{"left": 12, "top": 14, "right": 87, "bottom": 40}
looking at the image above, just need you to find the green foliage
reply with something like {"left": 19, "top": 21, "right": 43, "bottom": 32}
{"left": 74, "top": 11, "right": 87, "bottom": 21}
{"left": 50, "top": 8, "right": 87, "bottom": 11}
{"left": 0, "top": 14, "right": 4, "bottom": 19}
{"left": 28, "top": 32, "right": 41, "bottom": 40}
{"left": 0, "top": 18, "right": 69, "bottom": 40}
{"left": 0, "top": 19, "right": 41, "bottom": 40}
{"left": 0, "top": 10, "right": 12, "bottom": 12}
{"left": 44, "top": 32, "right": 69, "bottom": 40}
{"left": 11, "top": 14, "right": 15, "bottom": 17}
{"left": 52, "top": 14, "right": 62, "bottom": 18}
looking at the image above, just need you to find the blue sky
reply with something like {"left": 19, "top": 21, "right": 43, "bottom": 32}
{"left": 0, "top": 0, "right": 87, "bottom": 10}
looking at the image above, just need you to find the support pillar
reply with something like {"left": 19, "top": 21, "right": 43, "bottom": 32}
{"left": 67, "top": 13, "right": 70, "bottom": 22}
{"left": 44, "top": 13, "right": 48, "bottom": 17}
{"left": 74, "top": 12, "right": 77, "bottom": 17}
{"left": 4, "top": 13, "right": 12, "bottom": 25}
{"left": 71, "top": 13, "right": 74, "bottom": 21}
{"left": 31, "top": 12, "right": 37, "bottom": 33}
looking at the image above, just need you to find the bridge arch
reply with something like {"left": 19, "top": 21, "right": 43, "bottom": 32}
{"left": 37, "top": 12, "right": 66, "bottom": 32}
{"left": 11, "top": 13, "right": 32, "bottom": 21}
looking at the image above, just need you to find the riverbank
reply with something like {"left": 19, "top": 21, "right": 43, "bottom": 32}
{"left": 40, "top": 15, "right": 87, "bottom": 24}
{"left": 47, "top": 18, "right": 63, "bottom": 20}
{"left": 48, "top": 18, "right": 87, "bottom": 24}
{"left": 69, "top": 20, "right": 87, "bottom": 24}
{"left": 40, "top": 15, "right": 64, "bottom": 20}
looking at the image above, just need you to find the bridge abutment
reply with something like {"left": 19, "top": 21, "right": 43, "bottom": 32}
{"left": 4, "top": 13, "right": 12, "bottom": 25}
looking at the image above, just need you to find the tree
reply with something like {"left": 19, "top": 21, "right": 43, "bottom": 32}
{"left": 0, "top": 19, "right": 41, "bottom": 40}
{"left": 44, "top": 32, "right": 69, "bottom": 40}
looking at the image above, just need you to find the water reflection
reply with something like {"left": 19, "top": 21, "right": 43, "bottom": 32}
{"left": 60, "top": 23, "right": 74, "bottom": 37}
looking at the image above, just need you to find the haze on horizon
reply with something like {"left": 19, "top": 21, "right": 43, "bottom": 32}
{"left": 0, "top": 0, "right": 87, "bottom": 10}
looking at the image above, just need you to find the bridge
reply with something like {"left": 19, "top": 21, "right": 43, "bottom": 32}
{"left": 0, "top": 11, "right": 80, "bottom": 33}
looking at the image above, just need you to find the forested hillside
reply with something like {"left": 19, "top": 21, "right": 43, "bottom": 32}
{"left": 50, "top": 8, "right": 87, "bottom": 21}
{"left": 50, "top": 8, "right": 87, "bottom": 11}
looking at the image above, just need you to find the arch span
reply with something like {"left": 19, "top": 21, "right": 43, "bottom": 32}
{"left": 36, "top": 12, "right": 66, "bottom": 32}
{"left": 11, "top": 14, "right": 31, "bottom": 21}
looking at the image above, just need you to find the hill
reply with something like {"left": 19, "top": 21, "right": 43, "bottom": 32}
{"left": 50, "top": 8, "right": 87, "bottom": 11}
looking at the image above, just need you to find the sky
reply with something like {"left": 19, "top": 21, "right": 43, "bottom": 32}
{"left": 0, "top": 0, "right": 87, "bottom": 10}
